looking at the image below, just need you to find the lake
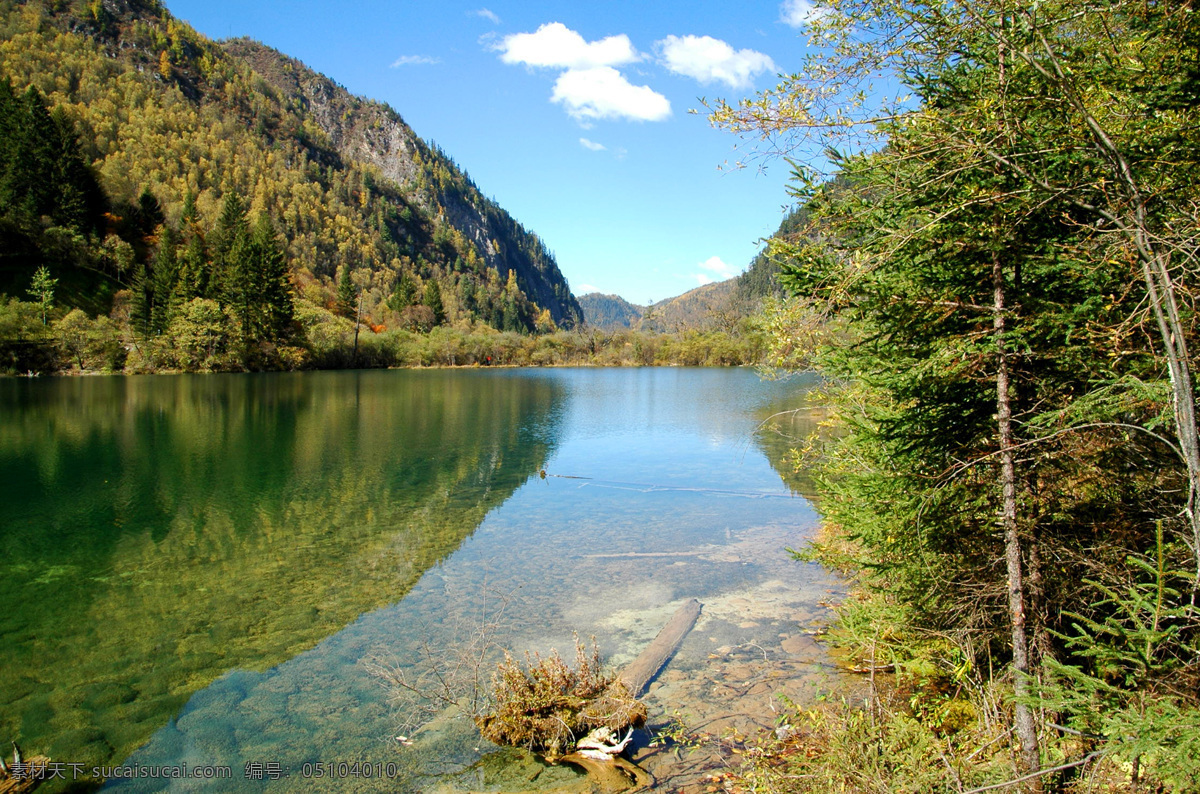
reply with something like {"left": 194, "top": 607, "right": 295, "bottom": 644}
{"left": 0, "top": 367, "right": 845, "bottom": 791}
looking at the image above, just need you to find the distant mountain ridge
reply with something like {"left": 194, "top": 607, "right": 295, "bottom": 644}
{"left": 579, "top": 206, "right": 806, "bottom": 332}
{"left": 577, "top": 292, "right": 645, "bottom": 330}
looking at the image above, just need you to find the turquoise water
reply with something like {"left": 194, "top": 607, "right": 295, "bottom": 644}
{"left": 1, "top": 368, "right": 841, "bottom": 791}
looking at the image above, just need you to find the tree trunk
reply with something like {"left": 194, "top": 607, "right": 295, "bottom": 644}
{"left": 1138, "top": 248, "right": 1200, "bottom": 597}
{"left": 994, "top": 250, "right": 1041, "bottom": 787}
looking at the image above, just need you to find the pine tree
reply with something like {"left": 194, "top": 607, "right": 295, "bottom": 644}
{"left": 423, "top": 279, "right": 445, "bottom": 326}
{"left": 249, "top": 213, "right": 294, "bottom": 341}
{"left": 337, "top": 264, "right": 356, "bottom": 317}
{"left": 210, "top": 192, "right": 248, "bottom": 301}
{"left": 150, "top": 224, "right": 179, "bottom": 333}
{"left": 47, "top": 106, "right": 105, "bottom": 235}
{"left": 175, "top": 231, "right": 208, "bottom": 302}
{"left": 388, "top": 271, "right": 417, "bottom": 312}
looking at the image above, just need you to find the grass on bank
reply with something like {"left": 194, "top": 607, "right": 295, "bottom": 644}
{"left": 717, "top": 523, "right": 1200, "bottom": 794}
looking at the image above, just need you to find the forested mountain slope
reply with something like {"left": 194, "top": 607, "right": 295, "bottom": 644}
{"left": 0, "top": 0, "right": 581, "bottom": 372}
{"left": 576, "top": 292, "right": 644, "bottom": 330}
{"left": 221, "top": 38, "right": 581, "bottom": 328}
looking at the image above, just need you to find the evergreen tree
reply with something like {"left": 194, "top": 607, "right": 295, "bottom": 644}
{"left": 0, "top": 84, "right": 103, "bottom": 235}
{"left": 456, "top": 278, "right": 477, "bottom": 318}
{"left": 222, "top": 216, "right": 255, "bottom": 340}
{"left": 47, "top": 106, "right": 105, "bottom": 235}
{"left": 731, "top": 0, "right": 1200, "bottom": 783}
{"left": 131, "top": 187, "right": 165, "bottom": 243}
{"left": 175, "top": 231, "right": 208, "bottom": 303}
{"left": 249, "top": 213, "right": 294, "bottom": 342}
{"left": 388, "top": 271, "right": 417, "bottom": 312}
{"left": 150, "top": 224, "right": 178, "bottom": 333}
{"left": 337, "top": 264, "right": 356, "bottom": 317}
{"left": 423, "top": 279, "right": 444, "bottom": 326}
{"left": 180, "top": 189, "right": 198, "bottom": 226}
{"left": 210, "top": 192, "right": 248, "bottom": 299}
{"left": 129, "top": 259, "right": 153, "bottom": 336}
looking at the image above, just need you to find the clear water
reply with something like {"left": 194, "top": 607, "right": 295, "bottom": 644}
{"left": 0, "top": 368, "right": 844, "bottom": 792}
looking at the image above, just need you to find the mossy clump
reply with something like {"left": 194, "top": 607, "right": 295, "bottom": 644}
{"left": 474, "top": 638, "right": 647, "bottom": 761}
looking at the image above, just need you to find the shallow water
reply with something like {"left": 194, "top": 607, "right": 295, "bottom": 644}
{"left": 1, "top": 368, "right": 845, "bottom": 792}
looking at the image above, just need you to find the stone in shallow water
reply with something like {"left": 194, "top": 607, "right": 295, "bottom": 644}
{"left": 780, "top": 634, "right": 818, "bottom": 656}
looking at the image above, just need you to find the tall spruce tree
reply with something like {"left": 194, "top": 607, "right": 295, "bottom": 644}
{"left": 423, "top": 279, "right": 445, "bottom": 326}
{"left": 150, "top": 224, "right": 179, "bottom": 334}
{"left": 249, "top": 213, "right": 294, "bottom": 342}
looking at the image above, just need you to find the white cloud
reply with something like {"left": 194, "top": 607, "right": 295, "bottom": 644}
{"left": 579, "top": 283, "right": 599, "bottom": 293}
{"left": 497, "top": 22, "right": 640, "bottom": 70}
{"left": 579, "top": 138, "right": 607, "bottom": 151}
{"left": 780, "top": 0, "right": 825, "bottom": 27}
{"left": 552, "top": 67, "right": 671, "bottom": 123}
{"left": 474, "top": 8, "right": 500, "bottom": 24}
{"left": 390, "top": 54, "right": 440, "bottom": 67}
{"left": 691, "top": 256, "right": 737, "bottom": 285}
{"left": 657, "top": 35, "right": 775, "bottom": 90}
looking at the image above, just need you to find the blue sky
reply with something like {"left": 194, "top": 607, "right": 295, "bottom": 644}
{"left": 165, "top": 0, "right": 823, "bottom": 304}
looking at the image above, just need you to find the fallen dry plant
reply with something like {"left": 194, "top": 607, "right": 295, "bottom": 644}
{"left": 475, "top": 637, "right": 647, "bottom": 762}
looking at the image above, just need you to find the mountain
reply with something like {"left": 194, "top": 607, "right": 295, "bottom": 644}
{"left": 642, "top": 279, "right": 743, "bottom": 333}
{"left": 579, "top": 279, "right": 744, "bottom": 333}
{"left": 733, "top": 202, "right": 811, "bottom": 306}
{"left": 576, "top": 292, "right": 645, "bottom": 330}
{"left": 0, "top": 0, "right": 582, "bottom": 343}
{"left": 579, "top": 206, "right": 807, "bottom": 333}
{"left": 220, "top": 38, "right": 582, "bottom": 328}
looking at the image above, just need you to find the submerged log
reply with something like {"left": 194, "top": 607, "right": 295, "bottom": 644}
{"left": 618, "top": 598, "right": 702, "bottom": 697}
{"left": 561, "top": 598, "right": 703, "bottom": 791}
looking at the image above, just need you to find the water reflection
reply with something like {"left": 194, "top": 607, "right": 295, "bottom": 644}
{"left": 0, "top": 371, "right": 564, "bottom": 774}
{"left": 109, "top": 369, "right": 844, "bottom": 792}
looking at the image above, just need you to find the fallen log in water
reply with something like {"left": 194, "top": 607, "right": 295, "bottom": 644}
{"left": 618, "top": 598, "right": 702, "bottom": 697}
{"left": 561, "top": 598, "right": 703, "bottom": 791}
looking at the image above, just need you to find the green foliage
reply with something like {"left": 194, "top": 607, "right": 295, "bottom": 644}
{"left": 0, "top": 79, "right": 105, "bottom": 236}
{"left": 1032, "top": 522, "right": 1200, "bottom": 790}
{"left": 165, "top": 296, "right": 237, "bottom": 371}
{"left": 336, "top": 264, "right": 356, "bottom": 318}
{"left": 52, "top": 307, "right": 120, "bottom": 370}
{"left": 719, "top": 0, "right": 1200, "bottom": 789}
{"left": 388, "top": 270, "right": 416, "bottom": 312}
{"left": 25, "top": 265, "right": 55, "bottom": 324}
{"left": 0, "top": 296, "right": 53, "bottom": 372}
{"left": 422, "top": 278, "right": 444, "bottom": 326}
